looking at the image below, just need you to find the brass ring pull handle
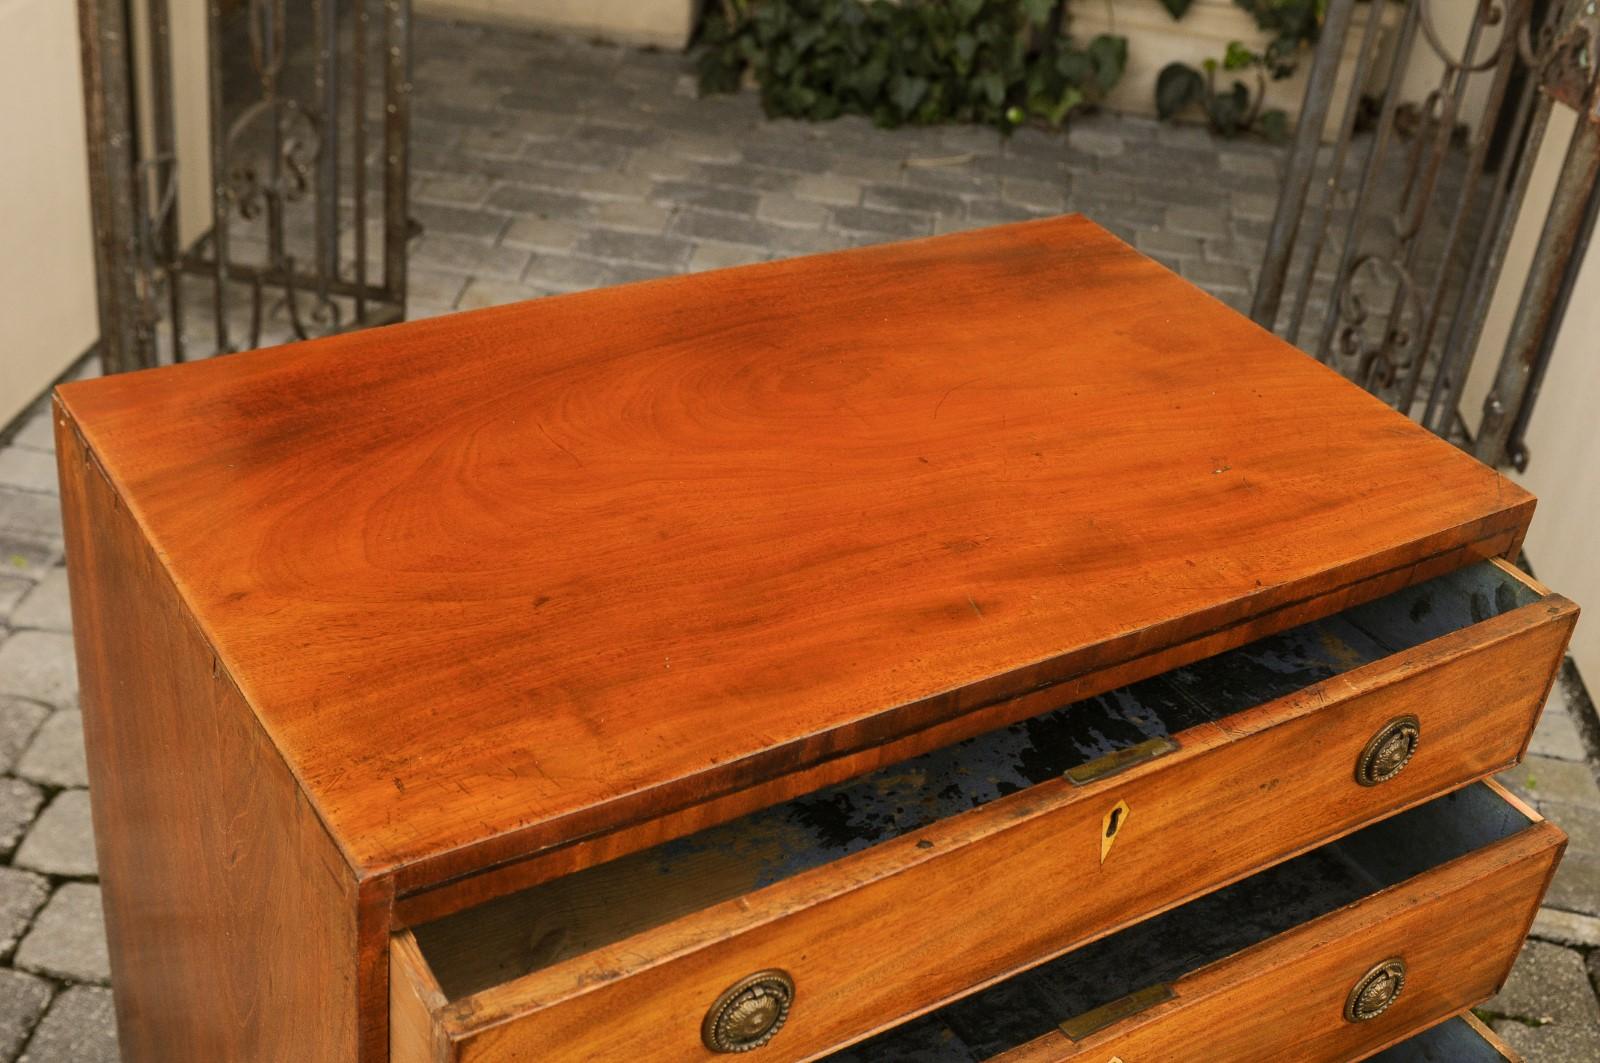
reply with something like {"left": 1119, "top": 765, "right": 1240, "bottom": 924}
{"left": 1356, "top": 715, "right": 1420, "bottom": 786}
{"left": 703, "top": 970, "right": 795, "bottom": 1053}
{"left": 1345, "top": 958, "right": 1407, "bottom": 1022}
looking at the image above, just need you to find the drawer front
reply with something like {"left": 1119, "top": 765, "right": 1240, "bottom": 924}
{"left": 992, "top": 797, "right": 1560, "bottom": 1063}
{"left": 412, "top": 581, "right": 1573, "bottom": 1063}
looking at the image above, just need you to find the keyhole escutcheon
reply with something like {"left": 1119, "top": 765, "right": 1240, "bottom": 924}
{"left": 1101, "top": 798, "right": 1130, "bottom": 864}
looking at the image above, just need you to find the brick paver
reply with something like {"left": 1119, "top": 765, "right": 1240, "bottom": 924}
{"left": 0, "top": 14, "right": 1592, "bottom": 1058}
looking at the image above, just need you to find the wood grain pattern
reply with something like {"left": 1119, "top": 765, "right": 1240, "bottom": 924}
{"left": 392, "top": 932, "right": 451, "bottom": 1063}
{"left": 55, "top": 216, "right": 1535, "bottom": 885}
{"left": 56, "top": 408, "right": 364, "bottom": 1061}
{"left": 398, "top": 582, "right": 1571, "bottom": 1062}
{"left": 404, "top": 560, "right": 1567, "bottom": 1000}
{"left": 392, "top": 532, "right": 1530, "bottom": 924}
{"left": 991, "top": 784, "right": 1561, "bottom": 1063}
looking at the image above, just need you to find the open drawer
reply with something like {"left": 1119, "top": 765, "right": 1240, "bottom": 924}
{"left": 390, "top": 560, "right": 1573, "bottom": 1063}
{"left": 822, "top": 781, "right": 1558, "bottom": 1062}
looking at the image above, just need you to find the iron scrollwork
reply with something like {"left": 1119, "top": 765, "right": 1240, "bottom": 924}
{"left": 78, "top": 0, "right": 411, "bottom": 373}
{"left": 1255, "top": 0, "right": 1593, "bottom": 456}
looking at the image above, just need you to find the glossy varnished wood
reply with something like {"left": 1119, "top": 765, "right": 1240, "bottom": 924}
{"left": 55, "top": 216, "right": 1536, "bottom": 893}
{"left": 805, "top": 783, "right": 1553, "bottom": 1063}
{"left": 393, "top": 544, "right": 1538, "bottom": 928}
{"left": 990, "top": 781, "right": 1561, "bottom": 1063}
{"left": 56, "top": 417, "right": 369, "bottom": 1060}
{"left": 388, "top": 571, "right": 1572, "bottom": 1062}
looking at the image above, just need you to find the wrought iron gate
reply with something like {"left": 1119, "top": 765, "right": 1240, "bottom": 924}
{"left": 77, "top": 0, "right": 413, "bottom": 375}
{"left": 1254, "top": 0, "right": 1600, "bottom": 470}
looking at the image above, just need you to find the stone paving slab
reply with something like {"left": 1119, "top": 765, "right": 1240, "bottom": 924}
{"left": 18, "top": 986, "right": 118, "bottom": 1063}
{"left": 14, "top": 884, "right": 109, "bottom": 986}
{"left": 0, "top": 973, "right": 49, "bottom": 1063}
{"left": 14, "top": 792, "right": 95, "bottom": 880}
{"left": 6, "top": 575, "right": 68, "bottom": 636}
{"left": 0, "top": 704, "right": 47, "bottom": 781}
{"left": 13, "top": 714, "right": 85, "bottom": 793}
{"left": 1486, "top": 940, "right": 1600, "bottom": 1062}
{"left": 0, "top": 15, "right": 1593, "bottom": 1060}
{"left": 0, "top": 635, "right": 75, "bottom": 712}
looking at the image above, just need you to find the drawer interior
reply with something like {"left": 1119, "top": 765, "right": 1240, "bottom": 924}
{"left": 820, "top": 782, "right": 1536, "bottom": 1061}
{"left": 410, "top": 561, "right": 1543, "bottom": 1001}
{"left": 1370, "top": 1016, "right": 1517, "bottom": 1062}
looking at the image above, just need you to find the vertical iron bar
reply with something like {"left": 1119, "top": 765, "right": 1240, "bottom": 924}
{"left": 1425, "top": 2, "right": 1570, "bottom": 432}
{"left": 1313, "top": 2, "right": 1425, "bottom": 363}
{"left": 148, "top": 0, "right": 185, "bottom": 362}
{"left": 205, "top": 0, "right": 232, "bottom": 353}
{"left": 383, "top": 0, "right": 411, "bottom": 314}
{"left": 1423, "top": 32, "right": 1553, "bottom": 430}
{"left": 78, "top": 0, "right": 149, "bottom": 374}
{"left": 1394, "top": 5, "right": 1525, "bottom": 414}
{"left": 354, "top": 0, "right": 370, "bottom": 318}
{"left": 314, "top": 0, "right": 340, "bottom": 306}
{"left": 263, "top": 0, "right": 287, "bottom": 343}
{"left": 1503, "top": 144, "right": 1600, "bottom": 468}
{"left": 1475, "top": 114, "right": 1600, "bottom": 464}
{"left": 1286, "top": 0, "right": 1392, "bottom": 345}
{"left": 1251, "top": 0, "right": 1361, "bottom": 329}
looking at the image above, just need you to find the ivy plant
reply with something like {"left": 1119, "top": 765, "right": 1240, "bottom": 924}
{"left": 1155, "top": 41, "right": 1290, "bottom": 141}
{"left": 1243, "top": 0, "right": 1329, "bottom": 77}
{"left": 1154, "top": 0, "right": 1330, "bottom": 141}
{"left": 698, "top": 0, "right": 1128, "bottom": 132}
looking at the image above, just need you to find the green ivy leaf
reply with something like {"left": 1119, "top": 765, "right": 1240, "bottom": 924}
{"left": 889, "top": 73, "right": 930, "bottom": 116}
{"left": 953, "top": 31, "right": 977, "bottom": 74}
{"left": 1223, "top": 40, "right": 1258, "bottom": 71}
{"left": 1056, "top": 49, "right": 1093, "bottom": 85}
{"left": 1155, "top": 62, "right": 1204, "bottom": 120}
{"left": 1160, "top": 0, "right": 1196, "bottom": 18}
{"left": 1087, "top": 35, "right": 1128, "bottom": 95}
{"left": 1045, "top": 85, "right": 1085, "bottom": 126}
{"left": 952, "top": 0, "right": 985, "bottom": 26}
{"left": 791, "top": 22, "right": 826, "bottom": 57}
{"left": 1206, "top": 79, "right": 1251, "bottom": 136}
{"left": 975, "top": 71, "right": 1006, "bottom": 107}
{"left": 1020, "top": 0, "right": 1057, "bottom": 27}
{"left": 1258, "top": 108, "right": 1290, "bottom": 143}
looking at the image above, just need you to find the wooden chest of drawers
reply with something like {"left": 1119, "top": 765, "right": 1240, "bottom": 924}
{"left": 55, "top": 216, "right": 1574, "bottom": 1061}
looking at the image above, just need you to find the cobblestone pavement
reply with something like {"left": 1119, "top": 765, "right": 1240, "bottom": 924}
{"left": 0, "top": 15, "right": 1595, "bottom": 1060}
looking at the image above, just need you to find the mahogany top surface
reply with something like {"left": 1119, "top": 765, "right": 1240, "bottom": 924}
{"left": 57, "top": 216, "right": 1531, "bottom": 878}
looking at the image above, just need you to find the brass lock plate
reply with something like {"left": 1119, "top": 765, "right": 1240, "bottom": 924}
{"left": 1356, "top": 715, "right": 1420, "bottom": 786}
{"left": 1060, "top": 983, "right": 1174, "bottom": 1041}
{"left": 1066, "top": 736, "right": 1178, "bottom": 786}
{"left": 703, "top": 969, "right": 795, "bottom": 1053}
{"left": 1345, "top": 957, "right": 1406, "bottom": 1022}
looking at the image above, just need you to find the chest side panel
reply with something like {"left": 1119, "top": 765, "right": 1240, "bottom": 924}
{"left": 57, "top": 405, "right": 373, "bottom": 1062}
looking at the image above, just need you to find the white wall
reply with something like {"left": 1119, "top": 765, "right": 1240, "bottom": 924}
{"left": 0, "top": 0, "right": 100, "bottom": 427}
{"left": 131, "top": 0, "right": 214, "bottom": 246}
{"left": 0, "top": 0, "right": 211, "bottom": 429}
{"left": 417, "top": 0, "right": 701, "bottom": 49}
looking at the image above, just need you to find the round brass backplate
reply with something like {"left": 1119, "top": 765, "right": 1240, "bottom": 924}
{"left": 1345, "top": 958, "right": 1407, "bottom": 1023}
{"left": 1356, "top": 715, "right": 1420, "bottom": 786}
{"left": 702, "top": 969, "right": 795, "bottom": 1053}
